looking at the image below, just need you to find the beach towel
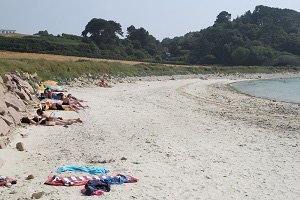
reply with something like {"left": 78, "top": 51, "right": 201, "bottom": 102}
{"left": 0, "top": 176, "right": 17, "bottom": 186}
{"left": 56, "top": 166, "right": 109, "bottom": 175}
{"left": 44, "top": 84, "right": 64, "bottom": 91}
{"left": 41, "top": 81, "right": 64, "bottom": 91}
{"left": 45, "top": 174, "right": 138, "bottom": 186}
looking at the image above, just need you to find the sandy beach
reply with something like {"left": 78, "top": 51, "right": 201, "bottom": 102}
{"left": 0, "top": 76, "right": 299, "bottom": 200}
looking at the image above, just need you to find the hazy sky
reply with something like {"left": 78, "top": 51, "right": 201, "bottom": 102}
{"left": 1, "top": 0, "right": 299, "bottom": 40}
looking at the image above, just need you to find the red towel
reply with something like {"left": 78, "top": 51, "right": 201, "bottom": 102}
{"left": 45, "top": 174, "right": 138, "bottom": 186}
{"left": 0, "top": 176, "right": 17, "bottom": 186}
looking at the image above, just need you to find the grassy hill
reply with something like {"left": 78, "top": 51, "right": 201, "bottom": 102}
{"left": 0, "top": 51, "right": 299, "bottom": 81}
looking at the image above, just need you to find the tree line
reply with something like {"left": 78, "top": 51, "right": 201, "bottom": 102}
{"left": 0, "top": 5, "right": 300, "bottom": 66}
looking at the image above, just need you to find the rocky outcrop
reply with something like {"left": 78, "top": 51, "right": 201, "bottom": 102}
{"left": 0, "top": 73, "right": 37, "bottom": 149}
{"left": 0, "top": 118, "right": 10, "bottom": 148}
{"left": 4, "top": 93, "right": 26, "bottom": 112}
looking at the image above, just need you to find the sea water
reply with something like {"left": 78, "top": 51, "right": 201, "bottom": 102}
{"left": 232, "top": 77, "right": 300, "bottom": 104}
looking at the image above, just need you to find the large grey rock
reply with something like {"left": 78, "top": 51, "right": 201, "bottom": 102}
{"left": 16, "top": 142, "right": 24, "bottom": 151}
{"left": 3, "top": 74, "right": 17, "bottom": 91}
{"left": 0, "top": 106, "right": 6, "bottom": 115}
{"left": 8, "top": 107, "right": 22, "bottom": 125}
{"left": 4, "top": 93, "right": 26, "bottom": 112}
{"left": 12, "top": 75, "right": 34, "bottom": 93}
{"left": 0, "top": 84, "right": 8, "bottom": 115}
{"left": 3, "top": 74, "right": 11, "bottom": 83}
{"left": 29, "top": 94, "right": 40, "bottom": 103}
{"left": 20, "top": 80, "right": 34, "bottom": 94}
{"left": 0, "top": 81, "right": 5, "bottom": 95}
{"left": 31, "top": 191, "right": 45, "bottom": 199}
{"left": 1, "top": 114, "right": 14, "bottom": 126}
{"left": 0, "top": 100, "right": 8, "bottom": 116}
{"left": 15, "top": 88, "right": 31, "bottom": 101}
{"left": 0, "top": 118, "right": 10, "bottom": 137}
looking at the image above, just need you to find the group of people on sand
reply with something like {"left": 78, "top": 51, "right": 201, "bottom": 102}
{"left": 21, "top": 87, "right": 87, "bottom": 127}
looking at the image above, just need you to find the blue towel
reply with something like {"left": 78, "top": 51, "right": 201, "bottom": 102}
{"left": 56, "top": 166, "right": 109, "bottom": 175}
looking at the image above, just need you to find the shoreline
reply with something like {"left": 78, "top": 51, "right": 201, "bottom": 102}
{"left": 0, "top": 74, "right": 299, "bottom": 199}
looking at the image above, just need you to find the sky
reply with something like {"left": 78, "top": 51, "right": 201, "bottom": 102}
{"left": 1, "top": 0, "right": 300, "bottom": 40}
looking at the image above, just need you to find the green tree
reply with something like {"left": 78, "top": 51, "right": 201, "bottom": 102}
{"left": 82, "top": 18, "right": 123, "bottom": 48}
{"left": 126, "top": 25, "right": 163, "bottom": 57}
{"left": 231, "top": 47, "right": 250, "bottom": 65}
{"left": 215, "top": 11, "right": 231, "bottom": 24}
{"left": 34, "top": 30, "right": 50, "bottom": 36}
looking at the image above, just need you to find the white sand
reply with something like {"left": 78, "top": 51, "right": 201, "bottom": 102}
{"left": 0, "top": 78, "right": 299, "bottom": 200}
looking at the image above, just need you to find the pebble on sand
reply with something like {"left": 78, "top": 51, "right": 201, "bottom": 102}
{"left": 16, "top": 142, "right": 24, "bottom": 151}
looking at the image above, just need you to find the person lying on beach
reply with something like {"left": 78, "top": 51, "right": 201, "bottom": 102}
{"left": 67, "top": 94, "right": 86, "bottom": 102}
{"left": 21, "top": 116, "right": 42, "bottom": 125}
{"left": 21, "top": 115, "right": 64, "bottom": 126}
{"left": 62, "top": 94, "right": 87, "bottom": 109}
{"left": 98, "top": 79, "right": 112, "bottom": 88}
{"left": 44, "top": 89, "right": 64, "bottom": 100}
{"left": 45, "top": 101, "right": 79, "bottom": 112}
{"left": 36, "top": 109, "right": 82, "bottom": 126}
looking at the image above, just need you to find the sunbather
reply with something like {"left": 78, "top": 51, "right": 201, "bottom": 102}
{"left": 36, "top": 109, "right": 82, "bottom": 126}
{"left": 21, "top": 116, "right": 42, "bottom": 125}
{"left": 44, "top": 89, "right": 64, "bottom": 100}
{"left": 62, "top": 94, "right": 87, "bottom": 109}
{"left": 21, "top": 115, "right": 64, "bottom": 125}
{"left": 98, "top": 79, "right": 112, "bottom": 88}
{"left": 45, "top": 101, "right": 79, "bottom": 112}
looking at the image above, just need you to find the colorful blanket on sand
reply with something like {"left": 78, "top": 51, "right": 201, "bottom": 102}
{"left": 45, "top": 174, "right": 138, "bottom": 186}
{"left": 56, "top": 166, "right": 109, "bottom": 175}
{"left": 0, "top": 176, "right": 17, "bottom": 186}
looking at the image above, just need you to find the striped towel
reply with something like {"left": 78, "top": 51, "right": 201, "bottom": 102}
{"left": 44, "top": 174, "right": 138, "bottom": 186}
{"left": 0, "top": 176, "right": 17, "bottom": 186}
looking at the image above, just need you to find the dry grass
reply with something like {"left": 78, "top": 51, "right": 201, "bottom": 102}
{"left": 0, "top": 50, "right": 144, "bottom": 65}
{"left": 0, "top": 33, "right": 30, "bottom": 38}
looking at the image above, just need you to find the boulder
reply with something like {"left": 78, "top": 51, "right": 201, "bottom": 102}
{"left": 0, "top": 118, "right": 10, "bottom": 137}
{"left": 31, "top": 192, "right": 45, "bottom": 199}
{"left": 1, "top": 114, "right": 14, "bottom": 126}
{"left": 3, "top": 75, "right": 18, "bottom": 91}
{"left": 21, "top": 80, "right": 34, "bottom": 94}
{"left": 4, "top": 93, "right": 26, "bottom": 112}
{"left": 0, "top": 100, "right": 8, "bottom": 115}
{"left": 3, "top": 74, "right": 11, "bottom": 83}
{"left": 29, "top": 94, "right": 40, "bottom": 103}
{"left": 15, "top": 88, "right": 31, "bottom": 101}
{"left": 0, "top": 83, "right": 8, "bottom": 115}
{"left": 26, "top": 174, "right": 35, "bottom": 180}
{"left": 0, "top": 81, "right": 5, "bottom": 95}
{"left": 8, "top": 107, "right": 22, "bottom": 125}
{"left": 0, "top": 106, "right": 6, "bottom": 115}
{"left": 12, "top": 75, "right": 34, "bottom": 93}
{"left": 0, "top": 85, "right": 8, "bottom": 115}
{"left": 16, "top": 142, "right": 24, "bottom": 151}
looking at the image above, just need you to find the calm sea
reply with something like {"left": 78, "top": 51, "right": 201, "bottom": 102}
{"left": 231, "top": 77, "right": 300, "bottom": 104}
